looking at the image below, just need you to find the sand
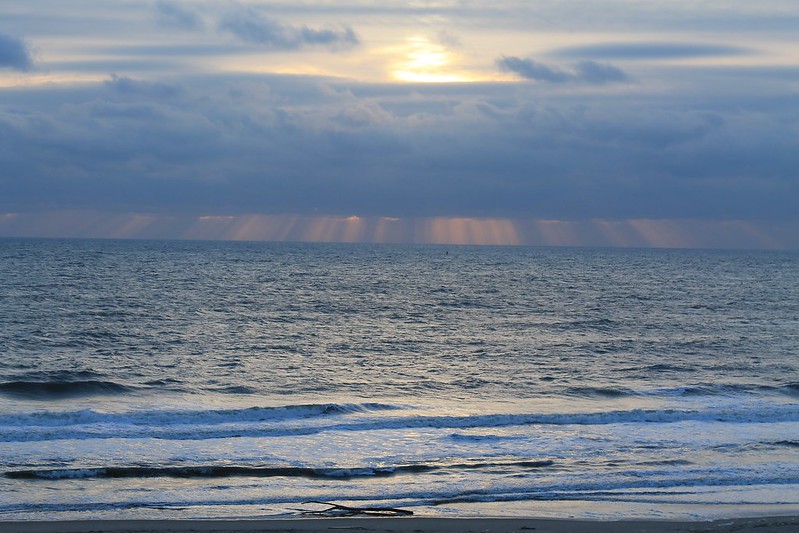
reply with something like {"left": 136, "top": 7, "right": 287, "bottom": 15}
{"left": 2, "top": 516, "right": 799, "bottom": 533}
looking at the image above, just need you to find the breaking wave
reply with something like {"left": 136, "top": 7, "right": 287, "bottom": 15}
{"left": 1, "top": 402, "right": 797, "bottom": 443}
{"left": 0, "top": 380, "right": 136, "bottom": 400}
{"left": 6, "top": 460, "right": 555, "bottom": 481}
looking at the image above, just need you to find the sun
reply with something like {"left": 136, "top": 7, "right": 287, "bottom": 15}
{"left": 391, "top": 36, "right": 473, "bottom": 83}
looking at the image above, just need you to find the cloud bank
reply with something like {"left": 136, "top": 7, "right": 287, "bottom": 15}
{"left": 497, "top": 57, "right": 629, "bottom": 84}
{"left": 219, "top": 8, "right": 359, "bottom": 50}
{"left": 154, "top": 0, "right": 205, "bottom": 30}
{"left": 1, "top": 72, "right": 796, "bottom": 226}
{"left": 550, "top": 42, "right": 753, "bottom": 60}
{"left": 0, "top": 32, "right": 33, "bottom": 70}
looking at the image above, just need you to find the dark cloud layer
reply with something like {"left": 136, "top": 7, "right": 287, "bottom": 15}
{"left": 497, "top": 56, "right": 629, "bottom": 84}
{"left": 150, "top": 2, "right": 360, "bottom": 51}
{"left": 497, "top": 57, "right": 571, "bottom": 82}
{"left": 154, "top": 0, "right": 205, "bottom": 30}
{"left": 1, "top": 73, "right": 796, "bottom": 224}
{"left": 573, "top": 60, "right": 630, "bottom": 83}
{"left": 0, "top": 32, "right": 33, "bottom": 70}
{"left": 550, "top": 42, "right": 753, "bottom": 60}
{"left": 219, "top": 8, "right": 359, "bottom": 50}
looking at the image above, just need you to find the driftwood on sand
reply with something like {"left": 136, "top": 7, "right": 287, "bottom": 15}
{"left": 297, "top": 501, "right": 414, "bottom": 517}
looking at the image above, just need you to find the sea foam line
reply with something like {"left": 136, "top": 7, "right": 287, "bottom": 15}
{"left": 3, "top": 468, "right": 799, "bottom": 517}
{"left": 1, "top": 404, "right": 797, "bottom": 442}
{"left": 0, "top": 402, "right": 397, "bottom": 428}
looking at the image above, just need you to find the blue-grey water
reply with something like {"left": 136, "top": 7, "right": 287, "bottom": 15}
{"left": 1, "top": 238, "right": 798, "bottom": 521}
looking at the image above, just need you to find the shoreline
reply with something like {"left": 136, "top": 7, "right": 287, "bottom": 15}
{"left": 3, "top": 516, "right": 799, "bottom": 533}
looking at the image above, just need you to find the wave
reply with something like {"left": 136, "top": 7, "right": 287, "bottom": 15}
{"left": 2, "top": 464, "right": 798, "bottom": 518}
{"left": 1, "top": 402, "right": 797, "bottom": 443}
{"left": 201, "top": 385, "right": 260, "bottom": 395}
{"left": 10, "top": 463, "right": 792, "bottom": 514}
{"left": 637, "top": 363, "right": 697, "bottom": 373}
{"left": 0, "top": 402, "right": 397, "bottom": 429}
{"left": 426, "top": 469, "right": 799, "bottom": 507}
{"left": 0, "top": 369, "right": 140, "bottom": 400}
{"left": 0, "top": 380, "right": 135, "bottom": 400}
{"left": 568, "top": 383, "right": 799, "bottom": 398}
{"left": 448, "top": 433, "right": 526, "bottom": 442}
{"left": 6, "top": 460, "right": 555, "bottom": 481}
{"left": 565, "top": 386, "right": 635, "bottom": 398}
{"left": 782, "top": 383, "right": 799, "bottom": 397}
{"left": 677, "top": 383, "right": 799, "bottom": 398}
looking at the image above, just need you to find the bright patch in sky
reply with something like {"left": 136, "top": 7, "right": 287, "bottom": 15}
{"left": 391, "top": 36, "right": 472, "bottom": 83}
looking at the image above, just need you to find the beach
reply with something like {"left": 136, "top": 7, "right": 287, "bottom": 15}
{"left": 4, "top": 0, "right": 799, "bottom": 526}
{"left": 3, "top": 517, "right": 799, "bottom": 533}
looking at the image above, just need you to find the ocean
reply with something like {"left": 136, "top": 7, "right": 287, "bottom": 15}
{"left": 1, "top": 238, "right": 798, "bottom": 521}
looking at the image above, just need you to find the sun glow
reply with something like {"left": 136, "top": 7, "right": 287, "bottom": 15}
{"left": 392, "top": 36, "right": 473, "bottom": 83}
{"left": 0, "top": 72, "right": 107, "bottom": 89}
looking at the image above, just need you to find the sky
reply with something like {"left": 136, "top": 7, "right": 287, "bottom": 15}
{"left": 1, "top": 0, "right": 798, "bottom": 248}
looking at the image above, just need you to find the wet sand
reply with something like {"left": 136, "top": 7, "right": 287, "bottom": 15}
{"left": 2, "top": 516, "right": 799, "bottom": 533}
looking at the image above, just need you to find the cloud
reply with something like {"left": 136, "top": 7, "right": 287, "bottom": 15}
{"left": 104, "top": 74, "right": 181, "bottom": 99}
{"left": 218, "top": 7, "right": 359, "bottom": 50}
{"left": 573, "top": 60, "right": 629, "bottom": 84}
{"left": 0, "top": 32, "right": 33, "bottom": 70}
{"left": 496, "top": 56, "right": 572, "bottom": 83}
{"left": 1, "top": 71, "right": 797, "bottom": 227}
{"left": 1, "top": 0, "right": 797, "bottom": 249}
{"left": 550, "top": 42, "right": 753, "bottom": 60}
{"left": 436, "top": 30, "right": 462, "bottom": 49}
{"left": 497, "top": 56, "right": 629, "bottom": 84}
{"left": 153, "top": 0, "right": 205, "bottom": 30}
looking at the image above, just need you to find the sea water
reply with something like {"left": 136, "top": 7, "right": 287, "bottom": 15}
{"left": 0, "top": 238, "right": 797, "bottom": 521}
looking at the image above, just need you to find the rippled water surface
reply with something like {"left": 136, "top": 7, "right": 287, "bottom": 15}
{"left": 1, "top": 239, "right": 797, "bottom": 520}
